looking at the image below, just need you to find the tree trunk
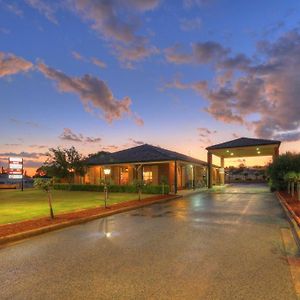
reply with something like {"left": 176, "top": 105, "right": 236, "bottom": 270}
{"left": 292, "top": 182, "right": 295, "bottom": 197}
{"left": 288, "top": 182, "right": 291, "bottom": 194}
{"left": 47, "top": 191, "right": 54, "bottom": 219}
{"left": 138, "top": 188, "right": 141, "bottom": 201}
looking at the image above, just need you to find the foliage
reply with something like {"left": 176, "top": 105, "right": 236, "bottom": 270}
{"left": 34, "top": 178, "right": 53, "bottom": 192}
{"left": 53, "top": 183, "right": 170, "bottom": 194}
{"left": 34, "top": 178, "right": 55, "bottom": 219}
{"left": 283, "top": 171, "right": 299, "bottom": 182}
{"left": 42, "top": 146, "right": 86, "bottom": 184}
{"left": 267, "top": 152, "right": 300, "bottom": 191}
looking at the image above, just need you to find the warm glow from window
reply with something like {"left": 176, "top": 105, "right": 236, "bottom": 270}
{"left": 143, "top": 166, "right": 153, "bottom": 183}
{"left": 120, "top": 167, "right": 129, "bottom": 185}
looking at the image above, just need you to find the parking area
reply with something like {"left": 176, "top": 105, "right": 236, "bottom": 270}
{"left": 0, "top": 184, "right": 297, "bottom": 299}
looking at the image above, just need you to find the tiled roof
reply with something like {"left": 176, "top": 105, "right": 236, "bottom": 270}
{"left": 206, "top": 137, "right": 281, "bottom": 150}
{"left": 86, "top": 144, "right": 207, "bottom": 166}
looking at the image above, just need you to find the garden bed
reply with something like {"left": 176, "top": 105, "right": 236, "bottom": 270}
{"left": 278, "top": 191, "right": 300, "bottom": 223}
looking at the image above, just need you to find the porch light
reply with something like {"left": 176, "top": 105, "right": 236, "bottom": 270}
{"left": 230, "top": 153, "right": 234, "bottom": 156}
{"left": 104, "top": 168, "right": 111, "bottom": 175}
{"left": 226, "top": 150, "right": 229, "bottom": 153}
{"left": 257, "top": 151, "right": 261, "bottom": 154}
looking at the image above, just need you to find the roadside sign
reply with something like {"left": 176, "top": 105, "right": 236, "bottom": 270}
{"left": 8, "top": 157, "right": 23, "bottom": 178}
{"left": 8, "top": 174, "right": 23, "bottom": 179}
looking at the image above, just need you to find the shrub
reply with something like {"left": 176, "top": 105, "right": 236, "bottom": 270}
{"left": 53, "top": 183, "right": 169, "bottom": 194}
{"left": 267, "top": 153, "right": 300, "bottom": 191}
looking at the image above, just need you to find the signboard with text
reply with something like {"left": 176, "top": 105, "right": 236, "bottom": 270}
{"left": 8, "top": 157, "right": 23, "bottom": 179}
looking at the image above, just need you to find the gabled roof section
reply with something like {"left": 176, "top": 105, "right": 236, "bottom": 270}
{"left": 86, "top": 144, "right": 207, "bottom": 166}
{"left": 206, "top": 137, "right": 281, "bottom": 150}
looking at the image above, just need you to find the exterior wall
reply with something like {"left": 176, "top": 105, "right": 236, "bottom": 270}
{"left": 158, "top": 163, "right": 169, "bottom": 184}
{"left": 194, "top": 166, "right": 206, "bottom": 187}
{"left": 111, "top": 166, "right": 120, "bottom": 185}
{"left": 168, "top": 162, "right": 175, "bottom": 192}
{"left": 76, "top": 161, "right": 207, "bottom": 193}
{"left": 212, "top": 167, "right": 220, "bottom": 185}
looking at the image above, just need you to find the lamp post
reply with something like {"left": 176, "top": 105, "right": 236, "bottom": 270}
{"left": 103, "top": 168, "right": 111, "bottom": 208}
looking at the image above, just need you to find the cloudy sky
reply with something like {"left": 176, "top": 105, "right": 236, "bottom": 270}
{"left": 1, "top": 0, "right": 300, "bottom": 174}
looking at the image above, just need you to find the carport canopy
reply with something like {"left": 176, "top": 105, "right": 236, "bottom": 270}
{"left": 206, "top": 137, "right": 281, "bottom": 188}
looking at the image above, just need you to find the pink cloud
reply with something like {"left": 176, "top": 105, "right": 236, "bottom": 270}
{"left": 38, "top": 62, "right": 143, "bottom": 124}
{"left": 0, "top": 52, "right": 33, "bottom": 78}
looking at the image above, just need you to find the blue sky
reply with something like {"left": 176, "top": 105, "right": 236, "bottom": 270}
{"left": 1, "top": 0, "right": 300, "bottom": 173}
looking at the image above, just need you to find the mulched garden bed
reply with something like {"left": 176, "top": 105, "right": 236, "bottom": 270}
{"left": 278, "top": 191, "right": 300, "bottom": 219}
{"left": 0, "top": 195, "right": 173, "bottom": 238}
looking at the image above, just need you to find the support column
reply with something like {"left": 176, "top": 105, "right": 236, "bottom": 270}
{"left": 174, "top": 160, "right": 178, "bottom": 194}
{"left": 220, "top": 157, "right": 225, "bottom": 185}
{"left": 207, "top": 152, "right": 213, "bottom": 188}
{"left": 273, "top": 147, "right": 279, "bottom": 162}
{"left": 192, "top": 165, "right": 195, "bottom": 190}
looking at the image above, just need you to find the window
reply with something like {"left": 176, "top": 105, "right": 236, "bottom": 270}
{"left": 120, "top": 167, "right": 129, "bottom": 185}
{"left": 143, "top": 166, "right": 153, "bottom": 183}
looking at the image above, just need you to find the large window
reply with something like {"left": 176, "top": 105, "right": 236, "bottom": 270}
{"left": 120, "top": 167, "right": 129, "bottom": 185}
{"left": 143, "top": 166, "right": 153, "bottom": 184}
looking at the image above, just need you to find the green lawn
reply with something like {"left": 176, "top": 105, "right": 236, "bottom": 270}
{"left": 0, "top": 189, "right": 152, "bottom": 225}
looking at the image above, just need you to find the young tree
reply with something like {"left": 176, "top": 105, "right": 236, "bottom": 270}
{"left": 134, "top": 179, "right": 144, "bottom": 201}
{"left": 34, "top": 178, "right": 55, "bottom": 219}
{"left": 42, "top": 147, "right": 86, "bottom": 185}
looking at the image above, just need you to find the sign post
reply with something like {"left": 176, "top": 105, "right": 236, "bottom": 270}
{"left": 8, "top": 157, "right": 24, "bottom": 190}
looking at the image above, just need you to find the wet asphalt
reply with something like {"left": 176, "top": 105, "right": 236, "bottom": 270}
{"left": 0, "top": 184, "right": 297, "bottom": 299}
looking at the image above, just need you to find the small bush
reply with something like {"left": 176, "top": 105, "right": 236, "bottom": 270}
{"left": 53, "top": 183, "right": 169, "bottom": 194}
{"left": 267, "top": 153, "right": 300, "bottom": 191}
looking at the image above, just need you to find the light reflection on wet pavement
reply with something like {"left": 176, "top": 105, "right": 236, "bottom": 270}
{"left": 0, "top": 184, "right": 297, "bottom": 299}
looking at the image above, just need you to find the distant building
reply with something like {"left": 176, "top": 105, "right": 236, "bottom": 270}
{"left": 0, "top": 174, "right": 33, "bottom": 188}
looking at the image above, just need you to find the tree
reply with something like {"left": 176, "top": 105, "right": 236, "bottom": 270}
{"left": 134, "top": 179, "right": 144, "bottom": 201}
{"left": 34, "top": 178, "right": 55, "bottom": 219}
{"left": 267, "top": 152, "right": 300, "bottom": 191}
{"left": 42, "top": 147, "right": 86, "bottom": 184}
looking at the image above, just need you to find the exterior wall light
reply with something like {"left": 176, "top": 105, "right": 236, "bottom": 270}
{"left": 104, "top": 168, "right": 111, "bottom": 175}
{"left": 230, "top": 153, "right": 234, "bottom": 156}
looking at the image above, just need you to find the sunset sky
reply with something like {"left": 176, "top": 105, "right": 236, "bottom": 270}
{"left": 1, "top": 0, "right": 300, "bottom": 175}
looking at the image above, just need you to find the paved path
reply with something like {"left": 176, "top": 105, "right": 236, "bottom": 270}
{"left": 0, "top": 184, "right": 297, "bottom": 299}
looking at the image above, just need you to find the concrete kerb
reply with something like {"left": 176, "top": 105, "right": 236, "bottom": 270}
{"left": 276, "top": 192, "right": 300, "bottom": 250}
{"left": 0, "top": 194, "right": 182, "bottom": 246}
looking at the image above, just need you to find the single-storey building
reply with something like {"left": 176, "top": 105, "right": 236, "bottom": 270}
{"left": 75, "top": 144, "right": 209, "bottom": 193}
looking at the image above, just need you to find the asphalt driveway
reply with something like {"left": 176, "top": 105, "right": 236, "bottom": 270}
{"left": 0, "top": 184, "right": 297, "bottom": 299}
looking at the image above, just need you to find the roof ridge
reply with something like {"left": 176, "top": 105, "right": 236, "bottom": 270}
{"left": 144, "top": 144, "right": 174, "bottom": 159}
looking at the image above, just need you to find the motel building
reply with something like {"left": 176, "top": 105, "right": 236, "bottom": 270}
{"left": 75, "top": 144, "right": 216, "bottom": 193}
{"left": 74, "top": 138, "right": 279, "bottom": 193}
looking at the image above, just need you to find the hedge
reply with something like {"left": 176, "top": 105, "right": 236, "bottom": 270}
{"left": 53, "top": 183, "right": 170, "bottom": 194}
{"left": 267, "top": 153, "right": 300, "bottom": 191}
